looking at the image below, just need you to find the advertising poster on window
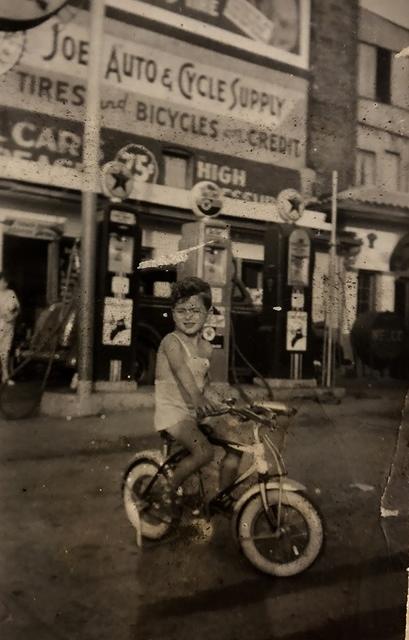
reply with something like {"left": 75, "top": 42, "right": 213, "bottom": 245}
{"left": 286, "top": 310, "right": 307, "bottom": 352}
{"left": 102, "top": 297, "right": 133, "bottom": 346}
{"left": 125, "top": 0, "right": 310, "bottom": 69}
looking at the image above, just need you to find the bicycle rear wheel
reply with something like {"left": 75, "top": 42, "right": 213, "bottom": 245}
{"left": 237, "top": 490, "right": 323, "bottom": 577}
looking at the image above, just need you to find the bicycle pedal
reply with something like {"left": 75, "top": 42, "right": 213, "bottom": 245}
{"left": 209, "top": 496, "right": 234, "bottom": 514}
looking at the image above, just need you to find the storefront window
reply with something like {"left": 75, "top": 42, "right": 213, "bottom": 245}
{"left": 357, "top": 270, "right": 376, "bottom": 314}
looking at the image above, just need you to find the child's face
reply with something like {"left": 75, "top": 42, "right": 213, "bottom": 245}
{"left": 173, "top": 294, "right": 209, "bottom": 337}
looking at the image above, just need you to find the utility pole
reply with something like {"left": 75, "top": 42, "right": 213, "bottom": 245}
{"left": 77, "top": 0, "right": 105, "bottom": 402}
{"left": 323, "top": 170, "right": 338, "bottom": 388}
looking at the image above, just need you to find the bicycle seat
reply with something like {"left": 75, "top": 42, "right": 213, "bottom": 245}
{"left": 252, "top": 401, "right": 294, "bottom": 416}
{"left": 160, "top": 430, "right": 176, "bottom": 444}
{"left": 198, "top": 422, "right": 215, "bottom": 438}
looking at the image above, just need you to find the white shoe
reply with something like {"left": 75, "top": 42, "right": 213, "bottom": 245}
{"left": 6, "top": 379, "right": 15, "bottom": 386}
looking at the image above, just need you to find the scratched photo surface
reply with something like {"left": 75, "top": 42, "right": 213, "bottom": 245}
{"left": 0, "top": 1, "right": 409, "bottom": 639}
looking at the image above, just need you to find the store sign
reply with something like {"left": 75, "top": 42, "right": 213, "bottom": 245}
{"left": 0, "top": 9, "right": 307, "bottom": 170}
{"left": 194, "top": 151, "right": 300, "bottom": 203}
{"left": 0, "top": 107, "right": 163, "bottom": 173}
{"left": 0, "top": 106, "right": 303, "bottom": 203}
{"left": 122, "top": 0, "right": 310, "bottom": 69}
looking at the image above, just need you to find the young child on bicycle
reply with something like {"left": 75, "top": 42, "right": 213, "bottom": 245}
{"left": 154, "top": 276, "right": 240, "bottom": 518}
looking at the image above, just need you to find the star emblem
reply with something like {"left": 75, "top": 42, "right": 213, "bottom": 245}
{"left": 101, "top": 161, "right": 133, "bottom": 201}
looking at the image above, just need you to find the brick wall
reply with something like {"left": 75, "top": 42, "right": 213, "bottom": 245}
{"left": 307, "top": 0, "right": 359, "bottom": 196}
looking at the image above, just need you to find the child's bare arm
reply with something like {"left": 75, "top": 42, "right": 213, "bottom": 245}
{"left": 162, "top": 335, "right": 207, "bottom": 411}
{"left": 202, "top": 341, "right": 225, "bottom": 409}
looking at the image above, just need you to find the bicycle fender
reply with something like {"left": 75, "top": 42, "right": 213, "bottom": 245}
{"left": 231, "top": 479, "right": 307, "bottom": 542}
{"left": 122, "top": 449, "right": 164, "bottom": 486}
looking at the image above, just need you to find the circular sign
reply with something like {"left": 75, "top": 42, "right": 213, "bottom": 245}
{"left": 277, "top": 188, "right": 304, "bottom": 223}
{"left": 202, "top": 326, "right": 216, "bottom": 342}
{"left": 0, "top": 1, "right": 71, "bottom": 31}
{"left": 115, "top": 144, "right": 158, "bottom": 184}
{"left": 191, "top": 181, "right": 224, "bottom": 219}
{"left": 101, "top": 161, "right": 133, "bottom": 202}
{"left": 0, "top": 30, "right": 25, "bottom": 75}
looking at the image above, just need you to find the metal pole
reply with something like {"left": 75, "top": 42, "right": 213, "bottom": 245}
{"left": 325, "top": 170, "right": 338, "bottom": 387}
{"left": 78, "top": 0, "right": 105, "bottom": 399}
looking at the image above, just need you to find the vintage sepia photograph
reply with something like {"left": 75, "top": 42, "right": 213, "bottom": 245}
{"left": 0, "top": 0, "right": 409, "bottom": 638}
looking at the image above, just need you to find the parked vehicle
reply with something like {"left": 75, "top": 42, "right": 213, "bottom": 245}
{"left": 18, "top": 272, "right": 262, "bottom": 384}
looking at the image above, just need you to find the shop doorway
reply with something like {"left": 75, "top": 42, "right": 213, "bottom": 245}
{"left": 3, "top": 234, "right": 49, "bottom": 332}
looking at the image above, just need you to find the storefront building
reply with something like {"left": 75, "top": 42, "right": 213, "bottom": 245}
{"left": 310, "top": 6, "right": 409, "bottom": 371}
{"left": 0, "top": 0, "right": 364, "bottom": 378}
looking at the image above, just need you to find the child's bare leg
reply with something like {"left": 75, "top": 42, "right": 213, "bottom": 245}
{"left": 0, "top": 349, "right": 9, "bottom": 381}
{"left": 167, "top": 419, "right": 214, "bottom": 490}
{"left": 219, "top": 451, "right": 242, "bottom": 491}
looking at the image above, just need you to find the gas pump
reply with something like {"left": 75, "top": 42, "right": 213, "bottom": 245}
{"left": 261, "top": 190, "right": 313, "bottom": 379}
{"left": 177, "top": 181, "right": 232, "bottom": 383}
{"left": 94, "top": 202, "right": 141, "bottom": 384}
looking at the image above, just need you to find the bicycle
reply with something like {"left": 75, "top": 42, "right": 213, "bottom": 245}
{"left": 122, "top": 400, "right": 324, "bottom": 577}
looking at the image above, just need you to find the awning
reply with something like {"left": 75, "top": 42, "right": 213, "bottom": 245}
{"left": 336, "top": 186, "right": 409, "bottom": 211}
{"left": 0, "top": 211, "right": 65, "bottom": 241}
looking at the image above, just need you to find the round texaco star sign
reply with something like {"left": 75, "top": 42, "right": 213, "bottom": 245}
{"left": 0, "top": 1, "right": 72, "bottom": 31}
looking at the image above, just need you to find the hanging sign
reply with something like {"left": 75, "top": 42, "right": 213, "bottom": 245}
{"left": 101, "top": 161, "right": 134, "bottom": 202}
{"left": 277, "top": 188, "right": 304, "bottom": 223}
{"left": 0, "top": 0, "right": 71, "bottom": 31}
{"left": 288, "top": 227, "right": 310, "bottom": 287}
{"left": 286, "top": 311, "right": 307, "bottom": 352}
{"left": 191, "top": 181, "right": 224, "bottom": 218}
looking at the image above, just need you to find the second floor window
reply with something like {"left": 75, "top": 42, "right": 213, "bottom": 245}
{"left": 358, "top": 41, "right": 408, "bottom": 108}
{"left": 356, "top": 149, "right": 376, "bottom": 186}
{"left": 382, "top": 151, "right": 401, "bottom": 191}
{"left": 375, "top": 47, "right": 392, "bottom": 104}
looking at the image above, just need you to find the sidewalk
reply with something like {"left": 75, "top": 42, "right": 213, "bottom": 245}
{"left": 0, "top": 407, "right": 156, "bottom": 463}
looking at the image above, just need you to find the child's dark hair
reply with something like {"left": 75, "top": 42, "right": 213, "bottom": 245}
{"left": 170, "top": 277, "right": 212, "bottom": 310}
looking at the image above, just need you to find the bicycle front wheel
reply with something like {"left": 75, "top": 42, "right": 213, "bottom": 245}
{"left": 237, "top": 490, "right": 323, "bottom": 577}
{"left": 123, "top": 456, "right": 173, "bottom": 540}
